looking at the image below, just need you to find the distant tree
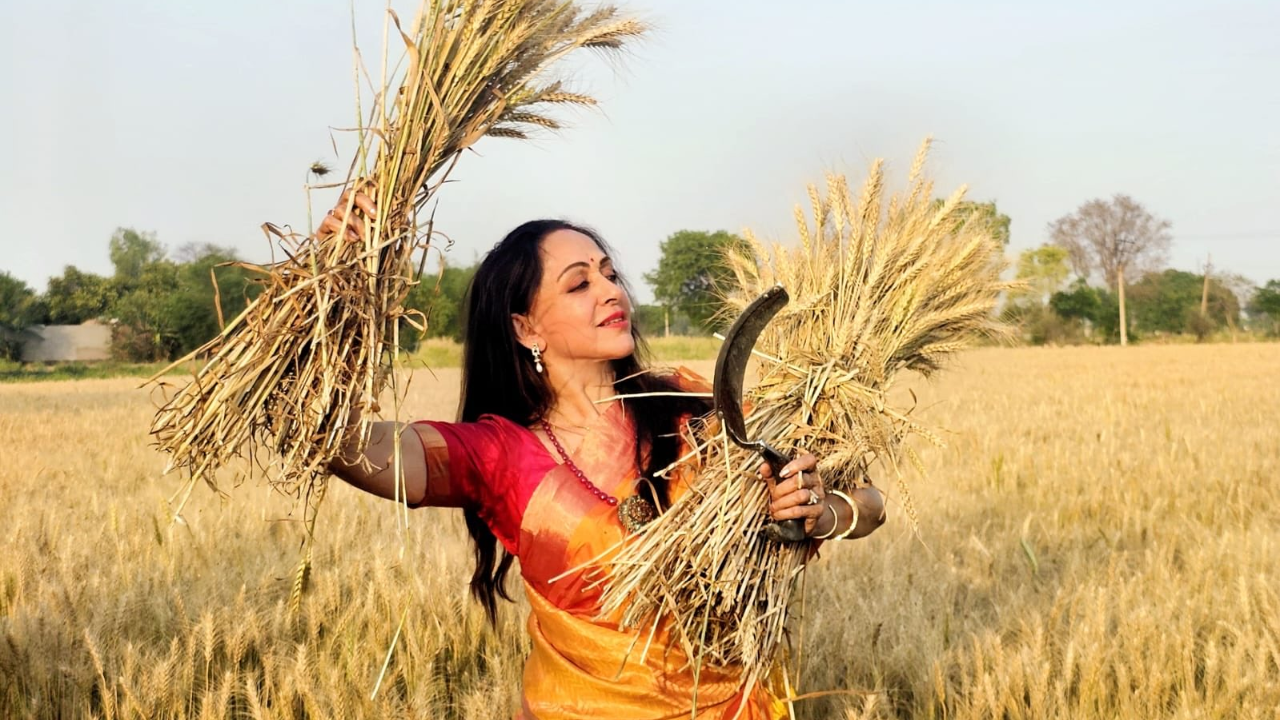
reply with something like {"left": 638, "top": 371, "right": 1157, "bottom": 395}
{"left": 1001, "top": 245, "right": 1072, "bottom": 345}
{"left": 101, "top": 229, "right": 182, "bottom": 360}
{"left": 43, "top": 266, "right": 116, "bottom": 324}
{"left": 1050, "top": 279, "right": 1101, "bottom": 323}
{"left": 937, "top": 200, "right": 1012, "bottom": 246}
{"left": 632, "top": 303, "right": 693, "bottom": 338}
{"left": 401, "top": 261, "right": 479, "bottom": 348}
{"left": 0, "top": 271, "right": 40, "bottom": 359}
{"left": 1050, "top": 279, "right": 1122, "bottom": 342}
{"left": 0, "top": 271, "right": 37, "bottom": 328}
{"left": 632, "top": 304, "right": 665, "bottom": 337}
{"left": 162, "top": 246, "right": 260, "bottom": 355}
{"left": 1126, "top": 269, "right": 1239, "bottom": 341}
{"left": 1010, "top": 244, "right": 1071, "bottom": 305}
{"left": 1000, "top": 301, "right": 1069, "bottom": 346}
{"left": 109, "top": 228, "right": 166, "bottom": 282}
{"left": 109, "top": 259, "right": 181, "bottom": 361}
{"left": 1214, "top": 272, "right": 1256, "bottom": 335}
{"left": 1250, "top": 279, "right": 1280, "bottom": 335}
{"left": 173, "top": 241, "right": 231, "bottom": 264}
{"left": 1049, "top": 194, "right": 1172, "bottom": 346}
{"left": 105, "top": 229, "right": 259, "bottom": 361}
{"left": 643, "top": 230, "right": 748, "bottom": 332}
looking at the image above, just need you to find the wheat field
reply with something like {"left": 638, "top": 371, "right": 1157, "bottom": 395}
{"left": 1, "top": 344, "right": 1277, "bottom": 719}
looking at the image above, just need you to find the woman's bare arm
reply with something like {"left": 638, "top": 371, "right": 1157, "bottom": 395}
{"left": 845, "top": 485, "right": 887, "bottom": 539}
{"left": 329, "top": 420, "right": 430, "bottom": 506}
{"left": 315, "top": 192, "right": 444, "bottom": 507}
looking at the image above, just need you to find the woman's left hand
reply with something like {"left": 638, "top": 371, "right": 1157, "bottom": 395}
{"left": 759, "top": 453, "right": 826, "bottom": 537}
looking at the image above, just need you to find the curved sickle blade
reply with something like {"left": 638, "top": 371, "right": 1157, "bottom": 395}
{"left": 713, "top": 284, "right": 789, "bottom": 447}
{"left": 713, "top": 284, "right": 807, "bottom": 543}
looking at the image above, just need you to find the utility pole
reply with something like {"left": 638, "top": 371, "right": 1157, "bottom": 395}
{"left": 1200, "top": 254, "right": 1212, "bottom": 317}
{"left": 1118, "top": 264, "right": 1128, "bottom": 346}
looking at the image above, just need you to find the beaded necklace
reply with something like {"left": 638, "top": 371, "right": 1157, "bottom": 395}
{"left": 539, "top": 418, "right": 656, "bottom": 533}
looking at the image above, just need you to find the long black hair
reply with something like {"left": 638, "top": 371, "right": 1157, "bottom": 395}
{"left": 457, "top": 219, "right": 710, "bottom": 621}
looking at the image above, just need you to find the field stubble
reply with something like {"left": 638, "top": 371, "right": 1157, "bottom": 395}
{"left": 0, "top": 345, "right": 1277, "bottom": 718}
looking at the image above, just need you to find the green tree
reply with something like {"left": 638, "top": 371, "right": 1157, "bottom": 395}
{"left": 43, "top": 266, "right": 116, "bottom": 324}
{"left": 1126, "top": 269, "right": 1239, "bottom": 340}
{"left": 1010, "top": 244, "right": 1070, "bottom": 305}
{"left": 0, "top": 271, "right": 37, "bottom": 328}
{"left": 1050, "top": 279, "right": 1101, "bottom": 322}
{"left": 99, "top": 228, "right": 181, "bottom": 360}
{"left": 1247, "top": 279, "right": 1280, "bottom": 335}
{"left": 0, "top": 271, "right": 40, "bottom": 359}
{"left": 1000, "top": 301, "right": 1069, "bottom": 345}
{"left": 632, "top": 304, "right": 693, "bottom": 337}
{"left": 1001, "top": 245, "right": 1072, "bottom": 345}
{"left": 109, "top": 259, "right": 181, "bottom": 361}
{"left": 632, "top": 304, "right": 664, "bottom": 337}
{"left": 935, "top": 200, "right": 1012, "bottom": 246}
{"left": 402, "top": 261, "right": 479, "bottom": 347}
{"left": 1050, "top": 280, "right": 1122, "bottom": 342}
{"left": 643, "top": 230, "right": 747, "bottom": 332}
{"left": 162, "top": 245, "right": 261, "bottom": 355}
{"left": 109, "top": 228, "right": 166, "bottom": 282}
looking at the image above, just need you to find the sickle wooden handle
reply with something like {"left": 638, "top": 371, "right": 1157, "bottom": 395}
{"left": 759, "top": 442, "right": 807, "bottom": 543}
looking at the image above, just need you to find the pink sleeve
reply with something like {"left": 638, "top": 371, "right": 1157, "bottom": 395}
{"left": 411, "top": 415, "right": 547, "bottom": 555}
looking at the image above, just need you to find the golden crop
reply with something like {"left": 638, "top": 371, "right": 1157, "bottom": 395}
{"left": 2, "top": 344, "right": 1276, "bottom": 719}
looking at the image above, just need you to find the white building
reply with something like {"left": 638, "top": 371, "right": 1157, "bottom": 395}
{"left": 20, "top": 320, "right": 113, "bottom": 362}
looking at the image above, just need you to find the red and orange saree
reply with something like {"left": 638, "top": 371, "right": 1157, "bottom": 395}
{"left": 414, "top": 372, "right": 785, "bottom": 720}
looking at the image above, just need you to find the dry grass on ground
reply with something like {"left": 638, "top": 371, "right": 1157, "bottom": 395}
{"left": 1, "top": 345, "right": 1277, "bottom": 718}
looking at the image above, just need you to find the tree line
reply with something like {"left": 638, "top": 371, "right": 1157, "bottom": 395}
{"left": 1009, "top": 194, "right": 1277, "bottom": 343}
{"left": 646, "top": 198, "right": 1280, "bottom": 344}
{"left": 0, "top": 227, "right": 689, "bottom": 362}
{"left": 3, "top": 196, "right": 1279, "bottom": 362}
{"left": 0, "top": 229, "right": 481, "bottom": 362}
{"left": 1, "top": 230, "right": 261, "bottom": 362}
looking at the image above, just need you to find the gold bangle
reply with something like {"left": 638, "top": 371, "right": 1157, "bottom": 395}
{"left": 811, "top": 502, "right": 839, "bottom": 540}
{"left": 828, "top": 490, "right": 859, "bottom": 540}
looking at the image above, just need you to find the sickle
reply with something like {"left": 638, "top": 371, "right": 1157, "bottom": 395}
{"left": 713, "top": 284, "right": 807, "bottom": 543}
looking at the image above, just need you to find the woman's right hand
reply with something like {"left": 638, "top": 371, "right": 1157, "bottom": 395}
{"left": 318, "top": 190, "right": 378, "bottom": 242}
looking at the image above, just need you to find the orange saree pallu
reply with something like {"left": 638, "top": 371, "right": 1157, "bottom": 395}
{"left": 520, "top": 583, "right": 783, "bottom": 720}
{"left": 416, "top": 371, "right": 785, "bottom": 720}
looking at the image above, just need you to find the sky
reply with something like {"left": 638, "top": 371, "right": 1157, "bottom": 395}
{"left": 1, "top": 0, "right": 1277, "bottom": 304}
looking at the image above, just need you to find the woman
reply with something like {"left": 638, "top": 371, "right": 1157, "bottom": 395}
{"left": 323, "top": 205, "right": 884, "bottom": 719}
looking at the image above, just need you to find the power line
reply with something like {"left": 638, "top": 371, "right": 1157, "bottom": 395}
{"left": 1172, "top": 232, "right": 1280, "bottom": 241}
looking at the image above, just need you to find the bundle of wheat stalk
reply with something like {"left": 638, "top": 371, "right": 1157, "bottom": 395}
{"left": 597, "top": 139, "right": 1013, "bottom": 682}
{"left": 148, "top": 1, "right": 644, "bottom": 546}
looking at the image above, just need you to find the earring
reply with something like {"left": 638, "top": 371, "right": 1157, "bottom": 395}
{"left": 531, "top": 344, "right": 544, "bottom": 374}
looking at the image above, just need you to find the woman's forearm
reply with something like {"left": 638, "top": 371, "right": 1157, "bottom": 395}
{"left": 847, "top": 486, "right": 886, "bottom": 538}
{"left": 815, "top": 485, "right": 885, "bottom": 540}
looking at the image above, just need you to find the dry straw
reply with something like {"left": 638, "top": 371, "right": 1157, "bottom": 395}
{"left": 597, "top": 139, "right": 1013, "bottom": 681}
{"left": 147, "top": 0, "right": 646, "bottom": 589}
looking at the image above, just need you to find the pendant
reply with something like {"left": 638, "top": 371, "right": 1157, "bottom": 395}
{"left": 617, "top": 494, "right": 657, "bottom": 533}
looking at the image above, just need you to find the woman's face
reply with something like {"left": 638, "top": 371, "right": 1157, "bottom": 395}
{"left": 516, "top": 229, "right": 635, "bottom": 367}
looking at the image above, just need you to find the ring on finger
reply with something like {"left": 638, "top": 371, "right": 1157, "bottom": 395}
{"left": 805, "top": 488, "right": 820, "bottom": 505}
